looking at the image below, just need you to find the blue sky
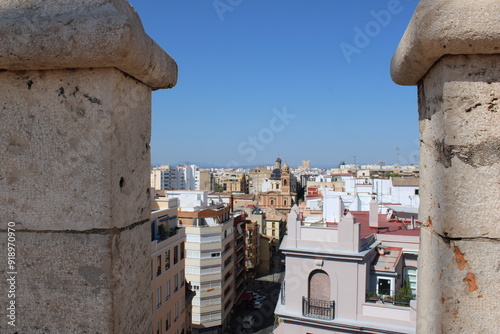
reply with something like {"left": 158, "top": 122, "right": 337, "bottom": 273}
{"left": 128, "top": 0, "right": 420, "bottom": 168}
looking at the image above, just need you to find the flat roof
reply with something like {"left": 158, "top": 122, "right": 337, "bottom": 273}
{"left": 350, "top": 212, "right": 421, "bottom": 238}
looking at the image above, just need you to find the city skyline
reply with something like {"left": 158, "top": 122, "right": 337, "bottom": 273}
{"left": 129, "top": 0, "right": 420, "bottom": 167}
{"left": 151, "top": 159, "right": 418, "bottom": 170}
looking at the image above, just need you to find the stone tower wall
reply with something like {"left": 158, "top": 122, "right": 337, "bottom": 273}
{"left": 391, "top": 1, "right": 500, "bottom": 332}
{"left": 0, "top": 1, "right": 177, "bottom": 332}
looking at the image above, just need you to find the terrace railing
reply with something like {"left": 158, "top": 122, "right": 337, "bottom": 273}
{"left": 302, "top": 297, "right": 335, "bottom": 320}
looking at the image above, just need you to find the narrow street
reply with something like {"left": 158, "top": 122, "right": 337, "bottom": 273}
{"left": 228, "top": 255, "right": 285, "bottom": 334}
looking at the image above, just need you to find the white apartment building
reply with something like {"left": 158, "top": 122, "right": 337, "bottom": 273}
{"left": 150, "top": 198, "right": 188, "bottom": 334}
{"left": 174, "top": 192, "right": 235, "bottom": 334}
{"left": 151, "top": 164, "right": 204, "bottom": 191}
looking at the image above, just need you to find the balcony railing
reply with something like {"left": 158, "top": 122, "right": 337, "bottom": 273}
{"left": 365, "top": 290, "right": 415, "bottom": 307}
{"left": 302, "top": 297, "right": 335, "bottom": 320}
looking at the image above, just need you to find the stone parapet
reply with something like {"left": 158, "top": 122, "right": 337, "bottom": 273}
{"left": 391, "top": 0, "right": 500, "bottom": 85}
{"left": 0, "top": 0, "right": 176, "bottom": 331}
{"left": 0, "top": 68, "right": 152, "bottom": 231}
{"left": 0, "top": 0, "right": 177, "bottom": 89}
{"left": 391, "top": 1, "right": 500, "bottom": 332}
{"left": 415, "top": 55, "right": 499, "bottom": 333}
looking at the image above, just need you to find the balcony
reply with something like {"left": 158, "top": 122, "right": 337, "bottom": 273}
{"left": 302, "top": 297, "right": 335, "bottom": 320}
{"left": 365, "top": 290, "right": 415, "bottom": 307}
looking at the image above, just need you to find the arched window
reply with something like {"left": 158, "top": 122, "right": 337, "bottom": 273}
{"left": 284, "top": 200, "right": 287, "bottom": 206}
{"left": 270, "top": 199, "right": 274, "bottom": 206}
{"left": 283, "top": 179, "right": 287, "bottom": 186}
{"left": 304, "top": 269, "right": 334, "bottom": 320}
{"left": 309, "top": 270, "right": 330, "bottom": 301}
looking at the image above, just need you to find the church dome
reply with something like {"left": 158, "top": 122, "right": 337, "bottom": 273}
{"left": 270, "top": 168, "right": 282, "bottom": 180}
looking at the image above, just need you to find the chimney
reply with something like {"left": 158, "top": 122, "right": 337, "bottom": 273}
{"left": 369, "top": 199, "right": 379, "bottom": 228}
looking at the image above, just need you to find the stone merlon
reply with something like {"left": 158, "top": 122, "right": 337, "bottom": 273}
{"left": 0, "top": 0, "right": 177, "bottom": 90}
{"left": 390, "top": 0, "right": 500, "bottom": 85}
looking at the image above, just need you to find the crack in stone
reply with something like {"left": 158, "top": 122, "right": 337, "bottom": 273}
{"left": 434, "top": 138, "right": 500, "bottom": 168}
{"left": 433, "top": 231, "right": 488, "bottom": 294}
{"left": 0, "top": 218, "right": 149, "bottom": 235}
{"left": 435, "top": 231, "right": 500, "bottom": 243}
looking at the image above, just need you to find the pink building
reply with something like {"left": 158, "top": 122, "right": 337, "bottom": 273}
{"left": 274, "top": 204, "right": 419, "bottom": 334}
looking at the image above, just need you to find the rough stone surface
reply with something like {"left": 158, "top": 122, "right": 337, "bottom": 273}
{"left": 391, "top": 0, "right": 500, "bottom": 85}
{"left": 0, "top": 223, "right": 151, "bottom": 333}
{"left": 417, "top": 229, "right": 500, "bottom": 333}
{"left": 418, "top": 55, "right": 500, "bottom": 239}
{"left": 416, "top": 54, "right": 500, "bottom": 333}
{"left": 0, "top": 1, "right": 175, "bottom": 332}
{"left": 0, "top": 0, "right": 177, "bottom": 89}
{"left": 0, "top": 68, "right": 151, "bottom": 231}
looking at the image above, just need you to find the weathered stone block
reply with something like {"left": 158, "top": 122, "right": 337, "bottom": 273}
{"left": 392, "top": 1, "right": 500, "bottom": 333}
{"left": 0, "top": 1, "right": 177, "bottom": 332}
{"left": 417, "top": 229, "right": 500, "bottom": 333}
{"left": 0, "top": 223, "right": 151, "bottom": 333}
{"left": 0, "top": 0, "right": 177, "bottom": 90}
{"left": 418, "top": 55, "right": 500, "bottom": 239}
{"left": 391, "top": 0, "right": 500, "bottom": 86}
{"left": 417, "top": 54, "right": 500, "bottom": 334}
{"left": 0, "top": 68, "right": 151, "bottom": 231}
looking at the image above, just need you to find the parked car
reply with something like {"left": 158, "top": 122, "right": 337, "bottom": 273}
{"left": 247, "top": 291, "right": 260, "bottom": 298}
{"left": 253, "top": 300, "right": 262, "bottom": 309}
{"left": 254, "top": 295, "right": 266, "bottom": 302}
{"left": 242, "top": 315, "right": 255, "bottom": 329}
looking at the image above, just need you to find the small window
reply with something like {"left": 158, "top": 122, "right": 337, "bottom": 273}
{"left": 180, "top": 242, "right": 185, "bottom": 260}
{"left": 156, "top": 255, "right": 161, "bottom": 276}
{"left": 166, "top": 280, "right": 171, "bottom": 300}
{"left": 378, "top": 278, "right": 392, "bottom": 295}
{"left": 166, "top": 311, "right": 171, "bottom": 330}
{"left": 156, "top": 287, "right": 162, "bottom": 309}
{"left": 414, "top": 189, "right": 419, "bottom": 195}
{"left": 165, "top": 250, "right": 171, "bottom": 271}
{"left": 174, "top": 246, "right": 179, "bottom": 265}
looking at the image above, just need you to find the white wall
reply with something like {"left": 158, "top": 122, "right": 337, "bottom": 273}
{"left": 165, "top": 190, "right": 208, "bottom": 209}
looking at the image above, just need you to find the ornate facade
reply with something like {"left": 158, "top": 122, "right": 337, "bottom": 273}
{"left": 258, "top": 158, "right": 297, "bottom": 214}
